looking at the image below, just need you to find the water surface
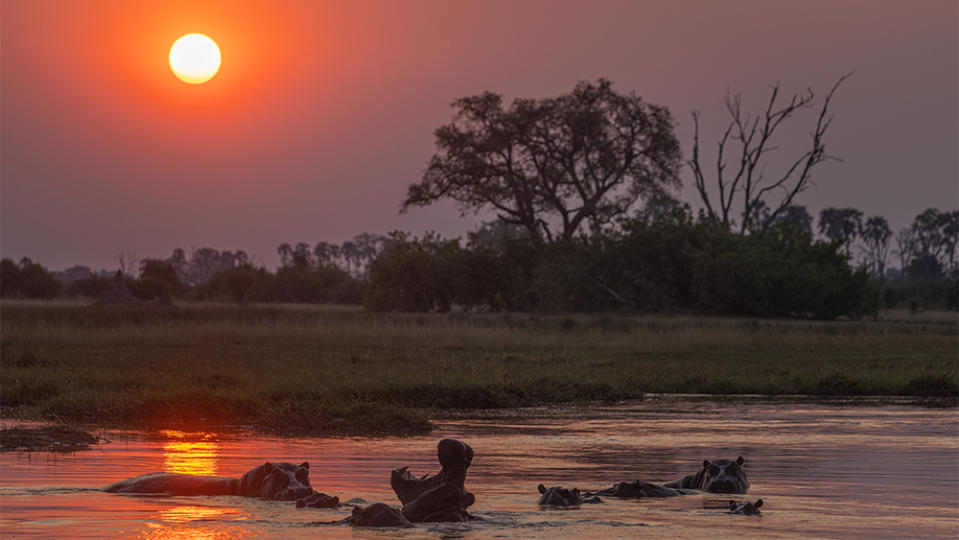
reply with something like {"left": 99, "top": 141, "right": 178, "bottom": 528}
{"left": 2, "top": 400, "right": 957, "bottom": 538}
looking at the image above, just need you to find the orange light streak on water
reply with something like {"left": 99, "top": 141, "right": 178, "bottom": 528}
{"left": 160, "top": 430, "right": 220, "bottom": 476}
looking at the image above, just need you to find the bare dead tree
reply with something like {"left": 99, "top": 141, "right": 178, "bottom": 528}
{"left": 116, "top": 249, "right": 139, "bottom": 277}
{"left": 689, "top": 73, "right": 852, "bottom": 234}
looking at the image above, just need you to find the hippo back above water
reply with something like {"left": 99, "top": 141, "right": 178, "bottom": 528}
{"left": 663, "top": 457, "right": 750, "bottom": 494}
{"left": 104, "top": 461, "right": 315, "bottom": 500}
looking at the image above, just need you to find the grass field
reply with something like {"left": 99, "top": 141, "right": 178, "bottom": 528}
{"left": 1, "top": 301, "right": 956, "bottom": 435}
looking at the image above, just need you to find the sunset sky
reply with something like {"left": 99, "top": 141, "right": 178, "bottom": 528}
{"left": 2, "top": 0, "right": 956, "bottom": 271}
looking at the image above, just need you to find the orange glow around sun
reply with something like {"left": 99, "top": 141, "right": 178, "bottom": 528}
{"left": 169, "top": 33, "right": 221, "bottom": 84}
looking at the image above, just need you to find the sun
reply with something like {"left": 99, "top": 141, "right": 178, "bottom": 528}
{"left": 169, "top": 34, "right": 221, "bottom": 84}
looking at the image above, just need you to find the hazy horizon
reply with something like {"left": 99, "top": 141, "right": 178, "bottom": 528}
{"left": 2, "top": 0, "right": 956, "bottom": 272}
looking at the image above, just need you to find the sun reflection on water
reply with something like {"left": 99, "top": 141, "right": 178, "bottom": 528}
{"left": 161, "top": 430, "right": 220, "bottom": 476}
{"left": 139, "top": 505, "right": 250, "bottom": 540}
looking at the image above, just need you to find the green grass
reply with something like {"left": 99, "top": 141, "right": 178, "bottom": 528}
{"left": 1, "top": 301, "right": 956, "bottom": 435}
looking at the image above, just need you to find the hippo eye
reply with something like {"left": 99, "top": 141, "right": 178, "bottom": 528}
{"left": 708, "top": 466, "right": 720, "bottom": 476}
{"left": 296, "top": 469, "right": 308, "bottom": 482}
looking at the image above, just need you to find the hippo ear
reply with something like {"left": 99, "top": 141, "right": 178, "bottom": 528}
{"left": 331, "top": 496, "right": 339, "bottom": 505}
{"left": 538, "top": 484, "right": 546, "bottom": 494}
{"left": 737, "top": 456, "right": 744, "bottom": 465}
{"left": 728, "top": 501, "right": 736, "bottom": 509}
{"left": 300, "top": 461, "right": 310, "bottom": 470}
{"left": 263, "top": 462, "right": 274, "bottom": 473}
{"left": 702, "top": 460, "right": 710, "bottom": 468}
{"left": 755, "top": 499, "right": 763, "bottom": 508}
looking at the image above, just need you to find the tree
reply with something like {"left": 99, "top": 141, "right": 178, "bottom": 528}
{"left": 277, "top": 243, "right": 293, "bottom": 267}
{"left": 116, "top": 249, "right": 139, "bottom": 277}
{"left": 818, "top": 207, "right": 862, "bottom": 256}
{"left": 689, "top": 74, "right": 852, "bottom": 234}
{"left": 772, "top": 205, "right": 813, "bottom": 234}
{"left": 402, "top": 79, "right": 682, "bottom": 243}
{"left": 911, "top": 208, "right": 959, "bottom": 270}
{"left": 313, "top": 242, "right": 339, "bottom": 265}
{"left": 860, "top": 216, "right": 892, "bottom": 279}
{"left": 14, "top": 261, "right": 61, "bottom": 299}
{"left": 1, "top": 258, "right": 22, "bottom": 297}
{"left": 292, "top": 242, "right": 314, "bottom": 269}
{"left": 134, "top": 259, "right": 184, "bottom": 300}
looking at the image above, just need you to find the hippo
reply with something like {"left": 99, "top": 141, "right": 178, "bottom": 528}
{"left": 339, "top": 502, "right": 414, "bottom": 528}
{"left": 296, "top": 491, "right": 341, "bottom": 509}
{"left": 728, "top": 498, "right": 763, "bottom": 515}
{"left": 588, "top": 479, "right": 687, "bottom": 499}
{"left": 391, "top": 438, "right": 474, "bottom": 505}
{"left": 390, "top": 438, "right": 476, "bottom": 523}
{"left": 401, "top": 481, "right": 474, "bottom": 522}
{"left": 537, "top": 484, "right": 603, "bottom": 507}
{"left": 104, "top": 461, "right": 314, "bottom": 500}
{"left": 663, "top": 457, "right": 750, "bottom": 494}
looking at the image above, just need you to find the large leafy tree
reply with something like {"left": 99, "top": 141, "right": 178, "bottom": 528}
{"left": 402, "top": 79, "right": 681, "bottom": 243}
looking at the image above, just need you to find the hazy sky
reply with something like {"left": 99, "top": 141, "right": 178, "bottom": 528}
{"left": 2, "top": 0, "right": 956, "bottom": 271}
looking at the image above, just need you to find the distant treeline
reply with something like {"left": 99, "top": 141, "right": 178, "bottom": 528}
{"left": 1, "top": 205, "right": 956, "bottom": 318}
{"left": 2, "top": 80, "right": 957, "bottom": 317}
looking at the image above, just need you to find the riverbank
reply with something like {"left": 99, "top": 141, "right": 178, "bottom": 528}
{"left": 1, "top": 302, "right": 956, "bottom": 435}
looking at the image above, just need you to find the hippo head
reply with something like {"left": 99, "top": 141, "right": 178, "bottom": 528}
{"left": 728, "top": 498, "right": 763, "bottom": 515}
{"left": 537, "top": 484, "right": 584, "bottom": 507}
{"left": 437, "top": 438, "right": 473, "bottom": 470}
{"left": 391, "top": 438, "right": 475, "bottom": 506}
{"left": 700, "top": 457, "right": 749, "bottom": 494}
{"left": 351, "top": 502, "right": 414, "bottom": 528}
{"left": 296, "top": 490, "right": 340, "bottom": 508}
{"left": 244, "top": 461, "right": 314, "bottom": 500}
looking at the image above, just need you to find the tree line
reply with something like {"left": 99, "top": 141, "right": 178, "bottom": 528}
{"left": 1, "top": 79, "right": 955, "bottom": 316}
{"left": 2, "top": 204, "right": 954, "bottom": 316}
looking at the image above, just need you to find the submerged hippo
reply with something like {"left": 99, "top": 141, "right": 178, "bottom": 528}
{"left": 588, "top": 479, "right": 688, "bottom": 499}
{"left": 344, "top": 503, "right": 414, "bottom": 528}
{"left": 296, "top": 491, "right": 341, "bottom": 509}
{"left": 663, "top": 457, "right": 750, "bottom": 494}
{"left": 391, "top": 438, "right": 476, "bottom": 522}
{"left": 104, "top": 461, "right": 314, "bottom": 500}
{"left": 728, "top": 498, "right": 763, "bottom": 515}
{"left": 537, "top": 484, "right": 603, "bottom": 507}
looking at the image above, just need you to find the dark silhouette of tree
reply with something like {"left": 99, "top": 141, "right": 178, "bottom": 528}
{"left": 402, "top": 79, "right": 681, "bottom": 243}
{"left": 313, "top": 241, "right": 339, "bottom": 265}
{"left": 689, "top": 74, "right": 852, "bottom": 234}
{"left": 1, "top": 258, "right": 22, "bottom": 297}
{"left": 2, "top": 258, "right": 61, "bottom": 299}
{"left": 893, "top": 227, "right": 917, "bottom": 282}
{"left": 818, "top": 207, "right": 862, "bottom": 256}
{"left": 277, "top": 243, "right": 293, "bottom": 267}
{"left": 116, "top": 249, "right": 139, "bottom": 277}
{"left": 133, "top": 259, "right": 184, "bottom": 301}
{"left": 911, "top": 208, "right": 958, "bottom": 270}
{"left": 860, "top": 216, "right": 892, "bottom": 279}
{"left": 293, "top": 242, "right": 314, "bottom": 269}
{"left": 770, "top": 204, "right": 813, "bottom": 234}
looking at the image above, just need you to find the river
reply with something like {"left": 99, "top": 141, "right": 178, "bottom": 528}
{"left": 1, "top": 398, "right": 957, "bottom": 538}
